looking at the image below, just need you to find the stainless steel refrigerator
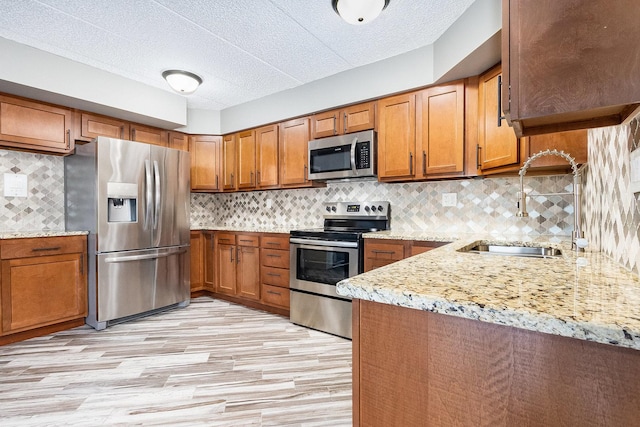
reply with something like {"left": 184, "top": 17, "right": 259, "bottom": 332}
{"left": 65, "top": 136, "right": 190, "bottom": 330}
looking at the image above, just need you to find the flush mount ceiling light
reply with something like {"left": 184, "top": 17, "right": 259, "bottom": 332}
{"left": 162, "top": 70, "right": 203, "bottom": 95}
{"left": 332, "top": 0, "right": 390, "bottom": 25}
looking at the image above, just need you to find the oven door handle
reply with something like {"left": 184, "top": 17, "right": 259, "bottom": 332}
{"left": 350, "top": 136, "right": 358, "bottom": 174}
{"left": 290, "top": 238, "right": 358, "bottom": 249}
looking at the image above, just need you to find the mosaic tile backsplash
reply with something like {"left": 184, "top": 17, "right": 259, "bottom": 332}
{"left": 584, "top": 118, "right": 640, "bottom": 275}
{"left": 192, "top": 174, "right": 576, "bottom": 237}
{"left": 0, "top": 150, "right": 65, "bottom": 231}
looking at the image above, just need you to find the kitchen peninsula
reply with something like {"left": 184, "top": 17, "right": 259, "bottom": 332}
{"left": 338, "top": 233, "right": 640, "bottom": 426}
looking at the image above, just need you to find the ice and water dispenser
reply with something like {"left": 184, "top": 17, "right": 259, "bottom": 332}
{"left": 107, "top": 182, "right": 138, "bottom": 223}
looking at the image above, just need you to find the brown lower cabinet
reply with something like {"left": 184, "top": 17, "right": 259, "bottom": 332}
{"left": 190, "top": 230, "right": 290, "bottom": 316}
{"left": 364, "top": 238, "right": 449, "bottom": 272}
{"left": 353, "top": 299, "right": 640, "bottom": 426}
{"left": 0, "top": 235, "right": 87, "bottom": 345}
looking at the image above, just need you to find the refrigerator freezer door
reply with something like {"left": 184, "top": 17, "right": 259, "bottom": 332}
{"left": 97, "top": 138, "right": 152, "bottom": 253}
{"left": 151, "top": 146, "right": 191, "bottom": 248}
{"left": 96, "top": 246, "right": 190, "bottom": 323}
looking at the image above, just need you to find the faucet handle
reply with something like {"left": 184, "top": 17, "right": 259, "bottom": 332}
{"left": 575, "top": 238, "right": 589, "bottom": 249}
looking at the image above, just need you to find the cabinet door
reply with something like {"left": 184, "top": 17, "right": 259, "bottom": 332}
{"left": 377, "top": 93, "right": 416, "bottom": 180}
{"left": 189, "top": 135, "right": 221, "bottom": 191}
{"left": 256, "top": 124, "right": 279, "bottom": 189}
{"left": 343, "top": 101, "right": 375, "bottom": 134}
{"left": 478, "top": 66, "right": 520, "bottom": 170}
{"left": 79, "top": 112, "right": 128, "bottom": 141}
{"left": 0, "top": 95, "right": 73, "bottom": 154}
{"left": 131, "top": 124, "right": 168, "bottom": 147}
{"left": 190, "top": 231, "right": 203, "bottom": 292}
{"left": 222, "top": 134, "right": 237, "bottom": 191}
{"left": 279, "top": 117, "right": 310, "bottom": 187}
{"left": 169, "top": 131, "right": 189, "bottom": 151}
{"left": 1, "top": 253, "right": 86, "bottom": 333}
{"left": 311, "top": 109, "right": 340, "bottom": 138}
{"left": 217, "top": 244, "right": 236, "bottom": 295}
{"left": 237, "top": 130, "right": 256, "bottom": 190}
{"left": 203, "top": 232, "right": 215, "bottom": 291}
{"left": 237, "top": 246, "right": 260, "bottom": 300}
{"left": 527, "top": 129, "right": 588, "bottom": 169}
{"left": 418, "top": 82, "right": 465, "bottom": 177}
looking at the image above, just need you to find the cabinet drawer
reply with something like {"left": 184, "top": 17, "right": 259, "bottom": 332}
{"left": 364, "top": 241, "right": 405, "bottom": 260}
{"left": 1, "top": 236, "right": 86, "bottom": 259}
{"left": 237, "top": 234, "right": 259, "bottom": 247}
{"left": 261, "top": 266, "right": 289, "bottom": 288}
{"left": 261, "top": 234, "right": 289, "bottom": 250}
{"left": 262, "top": 284, "right": 290, "bottom": 309}
{"left": 261, "top": 249, "right": 289, "bottom": 269}
{"left": 216, "top": 233, "right": 236, "bottom": 245}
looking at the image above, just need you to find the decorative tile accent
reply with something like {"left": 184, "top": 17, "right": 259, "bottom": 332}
{"left": 192, "top": 175, "right": 576, "bottom": 237}
{"left": 0, "top": 149, "right": 65, "bottom": 232}
{"left": 584, "top": 118, "right": 640, "bottom": 275}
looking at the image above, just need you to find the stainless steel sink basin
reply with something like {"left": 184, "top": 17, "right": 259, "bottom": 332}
{"left": 460, "top": 244, "right": 562, "bottom": 259}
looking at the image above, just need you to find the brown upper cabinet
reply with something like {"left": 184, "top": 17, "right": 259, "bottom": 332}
{"left": 168, "top": 131, "right": 189, "bottom": 151}
{"left": 237, "top": 129, "right": 256, "bottom": 190}
{"left": 377, "top": 81, "right": 466, "bottom": 182}
{"left": 222, "top": 133, "right": 237, "bottom": 191}
{"left": 279, "top": 117, "right": 312, "bottom": 188}
{"left": 75, "top": 111, "right": 129, "bottom": 142}
{"left": 130, "top": 123, "right": 168, "bottom": 147}
{"left": 311, "top": 101, "right": 376, "bottom": 139}
{"left": 189, "top": 135, "right": 222, "bottom": 192}
{"left": 502, "top": 0, "right": 640, "bottom": 137}
{"left": 255, "top": 124, "right": 279, "bottom": 189}
{"left": 0, "top": 94, "right": 73, "bottom": 155}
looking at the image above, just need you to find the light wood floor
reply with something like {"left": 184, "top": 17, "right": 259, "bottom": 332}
{"left": 0, "top": 297, "right": 353, "bottom": 426}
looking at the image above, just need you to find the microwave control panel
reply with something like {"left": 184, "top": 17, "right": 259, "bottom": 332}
{"left": 355, "top": 141, "right": 371, "bottom": 169}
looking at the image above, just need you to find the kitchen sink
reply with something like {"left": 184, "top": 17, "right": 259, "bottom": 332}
{"left": 459, "top": 244, "right": 562, "bottom": 259}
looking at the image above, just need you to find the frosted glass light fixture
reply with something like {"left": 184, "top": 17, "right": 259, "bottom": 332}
{"left": 332, "top": 0, "right": 390, "bottom": 25}
{"left": 162, "top": 70, "right": 203, "bottom": 94}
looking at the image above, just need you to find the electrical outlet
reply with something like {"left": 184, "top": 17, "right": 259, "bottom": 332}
{"left": 442, "top": 192, "right": 457, "bottom": 207}
{"left": 266, "top": 198, "right": 273, "bottom": 209}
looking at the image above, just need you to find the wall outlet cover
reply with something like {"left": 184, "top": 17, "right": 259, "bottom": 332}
{"left": 4, "top": 173, "right": 28, "bottom": 198}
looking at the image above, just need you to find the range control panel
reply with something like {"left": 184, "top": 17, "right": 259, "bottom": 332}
{"left": 323, "top": 201, "right": 390, "bottom": 219}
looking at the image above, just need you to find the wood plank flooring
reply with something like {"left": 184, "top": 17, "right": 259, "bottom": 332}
{"left": 0, "top": 297, "right": 353, "bottom": 426}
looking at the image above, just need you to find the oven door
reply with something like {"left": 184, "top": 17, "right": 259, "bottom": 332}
{"left": 289, "top": 238, "right": 359, "bottom": 300}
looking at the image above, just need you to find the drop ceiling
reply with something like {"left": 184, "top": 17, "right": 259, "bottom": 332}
{"left": 0, "top": 0, "right": 476, "bottom": 112}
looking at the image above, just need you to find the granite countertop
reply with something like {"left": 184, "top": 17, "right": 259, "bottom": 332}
{"left": 191, "top": 226, "right": 291, "bottom": 234}
{"left": 0, "top": 230, "right": 89, "bottom": 240}
{"left": 337, "top": 232, "right": 640, "bottom": 351}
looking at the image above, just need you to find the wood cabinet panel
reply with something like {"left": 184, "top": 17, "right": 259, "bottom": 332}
{"left": 256, "top": 124, "right": 279, "bottom": 189}
{"left": 222, "top": 134, "right": 237, "bottom": 191}
{"left": 418, "top": 81, "right": 465, "bottom": 177}
{"left": 279, "top": 117, "right": 310, "bottom": 187}
{"left": 168, "top": 131, "right": 189, "bottom": 151}
{"left": 237, "top": 130, "right": 256, "bottom": 190}
{"left": 237, "top": 246, "right": 260, "bottom": 300}
{"left": 0, "top": 95, "right": 73, "bottom": 154}
{"left": 189, "top": 135, "right": 221, "bottom": 191}
{"left": 78, "top": 112, "right": 128, "bottom": 141}
{"left": 216, "top": 243, "right": 236, "bottom": 295}
{"left": 261, "top": 266, "right": 289, "bottom": 288}
{"left": 203, "top": 232, "right": 215, "bottom": 291}
{"left": 261, "top": 284, "right": 289, "bottom": 309}
{"left": 410, "top": 241, "right": 449, "bottom": 257}
{"left": 377, "top": 93, "right": 416, "bottom": 180}
{"left": 363, "top": 240, "right": 405, "bottom": 272}
{"left": 1, "top": 236, "right": 85, "bottom": 259}
{"left": 261, "top": 234, "right": 289, "bottom": 251}
{"left": 261, "top": 249, "right": 289, "bottom": 269}
{"left": 343, "top": 102, "right": 376, "bottom": 134}
{"left": 236, "top": 234, "right": 259, "bottom": 247}
{"left": 502, "top": 0, "right": 640, "bottom": 137}
{"left": 190, "top": 231, "right": 203, "bottom": 292}
{"left": 527, "top": 129, "right": 588, "bottom": 169}
{"left": 130, "top": 124, "right": 167, "bottom": 147}
{"left": 311, "top": 110, "right": 340, "bottom": 138}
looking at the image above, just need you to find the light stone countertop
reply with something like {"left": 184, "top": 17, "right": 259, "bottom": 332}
{"left": 0, "top": 230, "right": 88, "bottom": 239}
{"left": 191, "top": 226, "right": 291, "bottom": 234}
{"left": 338, "top": 232, "right": 640, "bottom": 351}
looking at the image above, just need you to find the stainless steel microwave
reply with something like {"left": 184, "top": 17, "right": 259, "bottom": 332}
{"left": 307, "top": 130, "right": 376, "bottom": 181}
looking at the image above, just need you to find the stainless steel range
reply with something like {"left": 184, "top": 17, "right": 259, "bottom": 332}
{"left": 289, "top": 201, "right": 390, "bottom": 339}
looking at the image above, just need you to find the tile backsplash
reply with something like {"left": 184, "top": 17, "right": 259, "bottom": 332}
{"left": 0, "top": 150, "right": 65, "bottom": 231}
{"left": 192, "top": 174, "right": 576, "bottom": 237}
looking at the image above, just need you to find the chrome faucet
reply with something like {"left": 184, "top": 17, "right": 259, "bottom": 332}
{"left": 516, "top": 149, "right": 588, "bottom": 252}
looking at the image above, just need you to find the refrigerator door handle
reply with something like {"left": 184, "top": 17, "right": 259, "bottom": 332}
{"left": 144, "top": 159, "right": 153, "bottom": 230}
{"left": 104, "top": 248, "right": 188, "bottom": 263}
{"left": 153, "top": 160, "right": 161, "bottom": 230}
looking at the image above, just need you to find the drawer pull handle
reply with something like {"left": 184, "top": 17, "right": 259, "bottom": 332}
{"left": 267, "top": 290, "right": 282, "bottom": 296}
{"left": 32, "top": 246, "right": 62, "bottom": 252}
{"left": 240, "top": 239, "right": 255, "bottom": 243}
{"left": 371, "top": 250, "right": 395, "bottom": 255}
{"left": 267, "top": 254, "right": 281, "bottom": 258}
{"left": 266, "top": 242, "right": 282, "bottom": 246}
{"left": 267, "top": 272, "right": 281, "bottom": 277}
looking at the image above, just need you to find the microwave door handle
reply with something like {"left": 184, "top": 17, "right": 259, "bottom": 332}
{"left": 350, "top": 136, "right": 358, "bottom": 174}
{"left": 153, "top": 160, "right": 161, "bottom": 230}
{"left": 144, "top": 159, "right": 153, "bottom": 230}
